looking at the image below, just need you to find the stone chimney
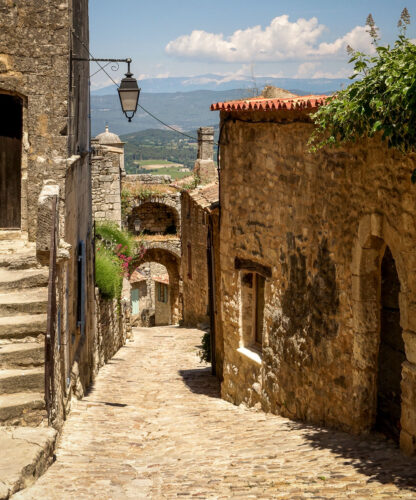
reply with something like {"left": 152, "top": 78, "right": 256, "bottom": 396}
{"left": 193, "top": 127, "right": 217, "bottom": 183}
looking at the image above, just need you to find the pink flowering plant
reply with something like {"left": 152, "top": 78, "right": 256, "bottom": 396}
{"left": 95, "top": 221, "right": 145, "bottom": 299}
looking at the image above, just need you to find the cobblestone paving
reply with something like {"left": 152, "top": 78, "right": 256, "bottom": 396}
{"left": 14, "top": 327, "right": 416, "bottom": 499}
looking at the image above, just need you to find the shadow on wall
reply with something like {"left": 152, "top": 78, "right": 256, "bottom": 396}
{"left": 178, "top": 368, "right": 220, "bottom": 399}
{"left": 293, "top": 421, "right": 416, "bottom": 490}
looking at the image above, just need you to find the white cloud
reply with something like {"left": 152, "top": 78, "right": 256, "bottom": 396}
{"left": 295, "top": 62, "right": 350, "bottom": 79}
{"left": 166, "top": 15, "right": 374, "bottom": 63}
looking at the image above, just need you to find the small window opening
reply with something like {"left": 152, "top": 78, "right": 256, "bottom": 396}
{"left": 241, "top": 271, "right": 265, "bottom": 350}
{"left": 187, "top": 243, "right": 192, "bottom": 279}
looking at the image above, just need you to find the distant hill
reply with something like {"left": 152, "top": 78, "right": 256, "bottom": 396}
{"left": 92, "top": 89, "right": 246, "bottom": 137}
{"left": 120, "top": 127, "right": 219, "bottom": 173}
{"left": 92, "top": 74, "right": 348, "bottom": 95}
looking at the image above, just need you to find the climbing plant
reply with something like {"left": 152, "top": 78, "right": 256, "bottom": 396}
{"left": 309, "top": 9, "right": 416, "bottom": 164}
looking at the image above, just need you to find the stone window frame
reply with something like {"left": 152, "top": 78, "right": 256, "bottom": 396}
{"left": 235, "top": 258, "right": 271, "bottom": 355}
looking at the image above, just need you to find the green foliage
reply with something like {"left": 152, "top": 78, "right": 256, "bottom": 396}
{"left": 95, "top": 247, "right": 123, "bottom": 299}
{"left": 309, "top": 9, "right": 416, "bottom": 156}
{"left": 198, "top": 332, "right": 211, "bottom": 363}
{"left": 180, "top": 175, "right": 201, "bottom": 192}
{"left": 95, "top": 221, "right": 136, "bottom": 257}
{"left": 95, "top": 221, "right": 143, "bottom": 298}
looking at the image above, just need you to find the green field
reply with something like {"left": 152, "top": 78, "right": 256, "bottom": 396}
{"left": 143, "top": 166, "right": 192, "bottom": 180}
{"left": 133, "top": 159, "right": 178, "bottom": 166}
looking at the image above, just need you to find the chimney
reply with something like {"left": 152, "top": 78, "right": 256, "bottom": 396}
{"left": 193, "top": 126, "right": 217, "bottom": 183}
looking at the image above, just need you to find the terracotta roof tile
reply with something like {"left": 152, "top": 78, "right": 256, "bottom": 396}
{"left": 153, "top": 274, "right": 169, "bottom": 285}
{"left": 211, "top": 95, "right": 329, "bottom": 112}
{"left": 188, "top": 182, "right": 219, "bottom": 209}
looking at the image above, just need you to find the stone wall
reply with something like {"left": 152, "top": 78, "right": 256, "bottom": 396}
{"left": 124, "top": 174, "right": 172, "bottom": 185}
{"left": 91, "top": 147, "right": 123, "bottom": 225}
{"left": 181, "top": 192, "right": 210, "bottom": 327}
{"left": 0, "top": 0, "right": 90, "bottom": 239}
{"left": 218, "top": 108, "right": 416, "bottom": 455}
{"left": 94, "top": 289, "right": 131, "bottom": 371}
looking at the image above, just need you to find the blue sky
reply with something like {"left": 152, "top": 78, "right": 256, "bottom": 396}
{"left": 89, "top": 0, "right": 415, "bottom": 89}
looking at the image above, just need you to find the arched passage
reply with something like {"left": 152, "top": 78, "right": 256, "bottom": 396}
{"left": 351, "top": 214, "right": 413, "bottom": 449}
{"left": 376, "top": 246, "right": 405, "bottom": 440}
{"left": 128, "top": 202, "right": 180, "bottom": 236}
{"left": 0, "top": 93, "right": 23, "bottom": 228}
{"left": 131, "top": 247, "right": 182, "bottom": 325}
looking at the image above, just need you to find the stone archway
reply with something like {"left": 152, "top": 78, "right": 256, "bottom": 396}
{"left": 128, "top": 202, "right": 179, "bottom": 236}
{"left": 351, "top": 214, "right": 416, "bottom": 453}
{"left": 132, "top": 247, "right": 182, "bottom": 325}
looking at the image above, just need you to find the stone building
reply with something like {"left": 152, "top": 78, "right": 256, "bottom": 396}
{"left": 211, "top": 93, "right": 416, "bottom": 455}
{"left": 181, "top": 183, "right": 223, "bottom": 376}
{"left": 0, "top": 0, "right": 96, "bottom": 437}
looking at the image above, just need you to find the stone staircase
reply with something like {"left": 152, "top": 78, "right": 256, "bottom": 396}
{"left": 0, "top": 230, "right": 48, "bottom": 427}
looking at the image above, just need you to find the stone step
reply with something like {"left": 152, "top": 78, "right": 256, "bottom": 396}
{"left": 0, "top": 288, "right": 48, "bottom": 316}
{"left": 0, "top": 343, "right": 44, "bottom": 369}
{"left": 0, "top": 392, "right": 45, "bottom": 426}
{"left": 0, "top": 314, "right": 47, "bottom": 341}
{"left": 0, "top": 368, "right": 44, "bottom": 395}
{"left": 0, "top": 426, "right": 57, "bottom": 499}
{"left": 0, "top": 230, "right": 26, "bottom": 241}
{"left": 0, "top": 268, "right": 49, "bottom": 291}
{"left": 0, "top": 251, "right": 39, "bottom": 270}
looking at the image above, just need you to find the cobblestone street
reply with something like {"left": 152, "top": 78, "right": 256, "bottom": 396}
{"left": 14, "top": 327, "right": 416, "bottom": 499}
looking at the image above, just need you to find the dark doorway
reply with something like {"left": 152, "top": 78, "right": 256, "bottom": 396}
{"left": 0, "top": 94, "right": 22, "bottom": 228}
{"left": 375, "top": 246, "right": 405, "bottom": 442}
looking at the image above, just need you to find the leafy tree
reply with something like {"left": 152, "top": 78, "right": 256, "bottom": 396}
{"left": 309, "top": 9, "right": 416, "bottom": 164}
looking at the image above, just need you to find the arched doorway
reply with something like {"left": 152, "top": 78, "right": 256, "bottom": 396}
{"left": 130, "top": 247, "right": 181, "bottom": 325}
{"left": 0, "top": 93, "right": 23, "bottom": 228}
{"left": 352, "top": 215, "right": 410, "bottom": 447}
{"left": 375, "top": 246, "right": 405, "bottom": 441}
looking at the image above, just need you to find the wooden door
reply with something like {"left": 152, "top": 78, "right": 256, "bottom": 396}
{"left": 0, "top": 94, "right": 22, "bottom": 228}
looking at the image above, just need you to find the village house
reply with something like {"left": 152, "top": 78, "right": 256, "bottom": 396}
{"left": 0, "top": 2, "right": 131, "bottom": 495}
{"left": 211, "top": 92, "right": 416, "bottom": 456}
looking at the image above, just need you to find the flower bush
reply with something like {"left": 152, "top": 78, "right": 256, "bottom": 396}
{"left": 95, "top": 221, "right": 145, "bottom": 299}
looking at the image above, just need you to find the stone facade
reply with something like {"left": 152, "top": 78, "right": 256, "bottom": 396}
{"left": 215, "top": 105, "right": 416, "bottom": 456}
{"left": 181, "top": 184, "right": 217, "bottom": 327}
{"left": 91, "top": 128, "right": 125, "bottom": 226}
{"left": 0, "top": 0, "right": 98, "bottom": 435}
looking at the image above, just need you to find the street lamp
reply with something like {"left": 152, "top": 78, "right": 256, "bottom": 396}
{"left": 72, "top": 56, "right": 141, "bottom": 122}
{"left": 118, "top": 59, "right": 141, "bottom": 122}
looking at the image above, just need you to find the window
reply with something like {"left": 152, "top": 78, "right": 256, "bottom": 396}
{"left": 240, "top": 271, "right": 265, "bottom": 350}
{"left": 187, "top": 243, "right": 192, "bottom": 279}
{"left": 255, "top": 274, "right": 265, "bottom": 346}
{"left": 157, "top": 282, "right": 168, "bottom": 303}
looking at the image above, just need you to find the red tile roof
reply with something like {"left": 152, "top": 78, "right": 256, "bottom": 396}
{"left": 211, "top": 95, "right": 329, "bottom": 112}
{"left": 153, "top": 274, "right": 169, "bottom": 285}
{"left": 188, "top": 182, "right": 219, "bottom": 209}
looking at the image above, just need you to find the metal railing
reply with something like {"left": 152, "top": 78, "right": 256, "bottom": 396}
{"left": 45, "top": 195, "right": 58, "bottom": 425}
